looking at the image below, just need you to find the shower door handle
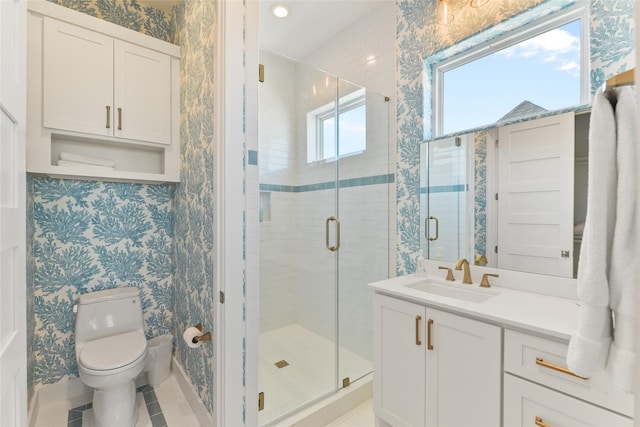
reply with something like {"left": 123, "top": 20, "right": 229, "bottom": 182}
{"left": 427, "top": 216, "right": 439, "bottom": 241}
{"left": 326, "top": 216, "right": 341, "bottom": 252}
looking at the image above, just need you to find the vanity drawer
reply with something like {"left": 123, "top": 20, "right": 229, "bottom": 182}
{"left": 504, "top": 329, "right": 633, "bottom": 417}
{"left": 504, "top": 374, "right": 632, "bottom": 427}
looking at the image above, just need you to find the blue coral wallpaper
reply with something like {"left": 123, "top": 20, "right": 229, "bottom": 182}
{"left": 172, "top": 0, "right": 216, "bottom": 413}
{"left": 396, "top": 0, "right": 636, "bottom": 274}
{"left": 29, "top": 178, "right": 174, "bottom": 384}
{"left": 46, "top": 0, "right": 175, "bottom": 43}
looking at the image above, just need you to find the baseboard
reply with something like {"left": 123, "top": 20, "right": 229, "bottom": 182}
{"left": 27, "top": 391, "right": 39, "bottom": 427}
{"left": 170, "top": 356, "right": 214, "bottom": 427}
{"left": 276, "top": 374, "right": 373, "bottom": 427}
{"left": 35, "top": 376, "right": 92, "bottom": 408}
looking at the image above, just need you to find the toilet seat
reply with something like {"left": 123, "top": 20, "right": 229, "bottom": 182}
{"left": 79, "top": 331, "right": 147, "bottom": 372}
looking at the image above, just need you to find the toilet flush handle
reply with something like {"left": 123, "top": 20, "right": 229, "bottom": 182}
{"left": 73, "top": 304, "right": 78, "bottom": 314}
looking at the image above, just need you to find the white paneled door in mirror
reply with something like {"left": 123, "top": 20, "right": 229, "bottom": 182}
{"left": 497, "top": 112, "right": 574, "bottom": 277}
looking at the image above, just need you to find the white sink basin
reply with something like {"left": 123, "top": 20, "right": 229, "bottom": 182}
{"left": 407, "top": 280, "right": 497, "bottom": 303}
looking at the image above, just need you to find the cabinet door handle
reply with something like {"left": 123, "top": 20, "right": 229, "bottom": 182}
{"left": 117, "top": 107, "right": 122, "bottom": 130}
{"left": 415, "top": 315, "right": 422, "bottom": 346}
{"left": 106, "top": 106, "right": 111, "bottom": 129}
{"left": 535, "top": 416, "right": 551, "bottom": 427}
{"left": 427, "top": 319, "right": 434, "bottom": 350}
{"left": 535, "top": 358, "right": 588, "bottom": 380}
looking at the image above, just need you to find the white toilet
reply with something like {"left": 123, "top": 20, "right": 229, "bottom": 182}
{"left": 74, "top": 287, "right": 148, "bottom": 427}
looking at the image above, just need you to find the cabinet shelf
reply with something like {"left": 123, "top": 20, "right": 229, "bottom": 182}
{"left": 27, "top": 1, "right": 180, "bottom": 184}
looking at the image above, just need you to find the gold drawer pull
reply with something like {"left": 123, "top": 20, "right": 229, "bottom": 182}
{"left": 427, "top": 319, "right": 434, "bottom": 350}
{"left": 535, "top": 358, "right": 588, "bottom": 380}
{"left": 535, "top": 416, "right": 551, "bottom": 427}
{"left": 415, "top": 315, "right": 422, "bottom": 346}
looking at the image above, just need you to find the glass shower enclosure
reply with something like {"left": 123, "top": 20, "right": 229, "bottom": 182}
{"left": 420, "top": 135, "right": 473, "bottom": 262}
{"left": 258, "top": 52, "right": 390, "bottom": 425}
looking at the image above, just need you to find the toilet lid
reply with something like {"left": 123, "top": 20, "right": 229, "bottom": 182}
{"left": 79, "top": 331, "right": 147, "bottom": 371}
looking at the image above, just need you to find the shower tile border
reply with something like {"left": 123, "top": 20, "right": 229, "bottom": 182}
{"left": 260, "top": 173, "right": 394, "bottom": 193}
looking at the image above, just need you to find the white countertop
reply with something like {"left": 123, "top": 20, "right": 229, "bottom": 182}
{"left": 369, "top": 273, "right": 579, "bottom": 341}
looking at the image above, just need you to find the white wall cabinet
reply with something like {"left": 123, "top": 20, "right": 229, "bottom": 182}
{"left": 373, "top": 293, "right": 501, "bottom": 427}
{"left": 42, "top": 18, "right": 113, "bottom": 138}
{"left": 28, "top": 1, "right": 180, "bottom": 183}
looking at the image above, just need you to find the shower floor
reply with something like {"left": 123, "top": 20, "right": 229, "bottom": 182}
{"left": 258, "top": 324, "right": 372, "bottom": 426}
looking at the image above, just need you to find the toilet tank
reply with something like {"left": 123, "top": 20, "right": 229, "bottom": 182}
{"left": 75, "top": 287, "right": 145, "bottom": 345}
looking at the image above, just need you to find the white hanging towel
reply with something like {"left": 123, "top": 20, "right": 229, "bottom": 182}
{"left": 566, "top": 88, "right": 616, "bottom": 377}
{"left": 606, "top": 86, "right": 637, "bottom": 393}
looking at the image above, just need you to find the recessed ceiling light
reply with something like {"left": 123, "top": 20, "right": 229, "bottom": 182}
{"left": 271, "top": 4, "right": 289, "bottom": 18}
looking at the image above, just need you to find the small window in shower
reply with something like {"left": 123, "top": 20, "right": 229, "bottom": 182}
{"left": 307, "top": 88, "right": 366, "bottom": 162}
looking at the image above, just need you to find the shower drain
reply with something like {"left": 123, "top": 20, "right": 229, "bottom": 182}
{"left": 274, "top": 360, "right": 289, "bottom": 369}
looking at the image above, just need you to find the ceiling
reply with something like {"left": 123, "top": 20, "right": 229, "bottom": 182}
{"left": 138, "top": 0, "right": 390, "bottom": 60}
{"left": 260, "top": 1, "right": 391, "bottom": 59}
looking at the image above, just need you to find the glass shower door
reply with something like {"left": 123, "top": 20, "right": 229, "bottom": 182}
{"left": 336, "top": 79, "right": 389, "bottom": 387}
{"left": 258, "top": 52, "right": 390, "bottom": 425}
{"left": 258, "top": 53, "right": 338, "bottom": 425}
{"left": 423, "top": 136, "right": 471, "bottom": 262}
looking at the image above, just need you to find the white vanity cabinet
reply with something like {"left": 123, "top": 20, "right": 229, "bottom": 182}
{"left": 373, "top": 293, "right": 501, "bottom": 427}
{"left": 503, "top": 329, "right": 633, "bottom": 427}
{"left": 27, "top": 1, "right": 180, "bottom": 183}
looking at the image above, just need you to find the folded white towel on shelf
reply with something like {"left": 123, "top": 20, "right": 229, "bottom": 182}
{"left": 566, "top": 87, "right": 617, "bottom": 377}
{"left": 606, "top": 86, "right": 637, "bottom": 393}
{"left": 57, "top": 159, "right": 115, "bottom": 170}
{"left": 59, "top": 152, "right": 116, "bottom": 168}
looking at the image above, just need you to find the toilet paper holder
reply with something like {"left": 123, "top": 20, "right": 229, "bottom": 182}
{"left": 192, "top": 323, "right": 212, "bottom": 343}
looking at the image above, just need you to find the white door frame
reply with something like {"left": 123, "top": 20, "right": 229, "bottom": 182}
{"left": 0, "top": 0, "right": 27, "bottom": 425}
{"left": 634, "top": 6, "right": 640, "bottom": 425}
{"left": 214, "top": 1, "right": 247, "bottom": 425}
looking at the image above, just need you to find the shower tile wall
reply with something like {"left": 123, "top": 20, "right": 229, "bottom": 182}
{"left": 301, "top": 2, "right": 397, "bottom": 273}
{"left": 259, "top": 2, "right": 395, "bottom": 366}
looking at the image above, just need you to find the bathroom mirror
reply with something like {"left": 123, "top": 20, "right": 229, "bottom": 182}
{"left": 420, "top": 110, "right": 590, "bottom": 278}
{"left": 417, "top": 2, "right": 602, "bottom": 279}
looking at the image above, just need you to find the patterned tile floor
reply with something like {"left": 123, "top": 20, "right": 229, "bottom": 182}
{"left": 34, "top": 373, "right": 199, "bottom": 427}
{"left": 66, "top": 385, "right": 167, "bottom": 427}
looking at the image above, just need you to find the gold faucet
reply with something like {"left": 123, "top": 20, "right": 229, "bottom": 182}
{"left": 475, "top": 255, "right": 488, "bottom": 266}
{"left": 455, "top": 258, "right": 473, "bottom": 284}
{"left": 480, "top": 273, "right": 499, "bottom": 288}
{"left": 438, "top": 266, "right": 455, "bottom": 281}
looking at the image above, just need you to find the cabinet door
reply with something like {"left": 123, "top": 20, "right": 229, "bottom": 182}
{"left": 114, "top": 40, "right": 171, "bottom": 145}
{"left": 504, "top": 374, "right": 633, "bottom": 427}
{"left": 374, "top": 294, "right": 426, "bottom": 427}
{"left": 426, "top": 308, "right": 501, "bottom": 427}
{"left": 43, "top": 17, "right": 113, "bottom": 136}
